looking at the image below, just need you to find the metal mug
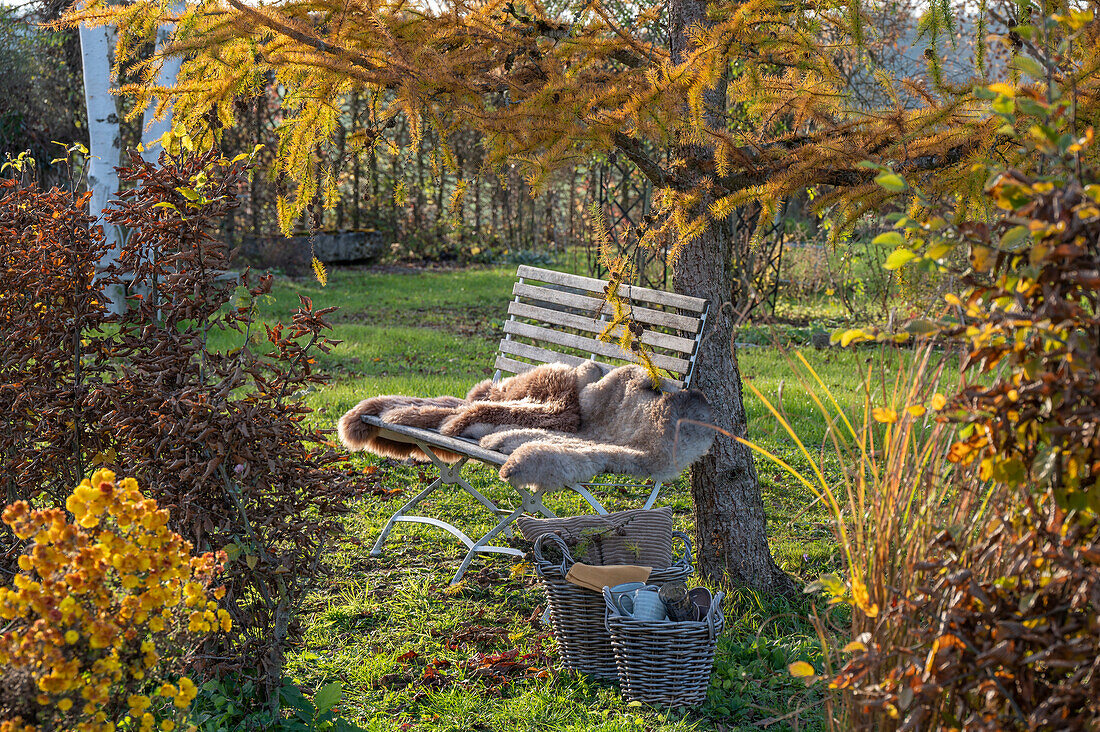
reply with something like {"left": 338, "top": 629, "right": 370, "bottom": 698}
{"left": 618, "top": 585, "right": 667, "bottom": 621}
{"left": 607, "top": 582, "right": 647, "bottom": 615}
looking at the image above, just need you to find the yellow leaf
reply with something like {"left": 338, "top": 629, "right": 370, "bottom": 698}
{"left": 927, "top": 242, "right": 953, "bottom": 259}
{"left": 841, "top": 640, "right": 867, "bottom": 653}
{"left": 311, "top": 257, "right": 328, "bottom": 287}
{"left": 872, "top": 408, "right": 898, "bottom": 424}
{"left": 931, "top": 393, "right": 947, "bottom": 411}
{"left": 788, "top": 661, "right": 816, "bottom": 678}
{"left": 851, "top": 576, "right": 879, "bottom": 617}
{"left": 906, "top": 405, "right": 926, "bottom": 417}
{"left": 969, "top": 245, "right": 993, "bottom": 272}
{"left": 839, "top": 329, "right": 865, "bottom": 347}
{"left": 883, "top": 248, "right": 918, "bottom": 270}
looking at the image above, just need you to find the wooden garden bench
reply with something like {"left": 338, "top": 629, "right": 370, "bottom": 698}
{"left": 366, "top": 265, "right": 709, "bottom": 583}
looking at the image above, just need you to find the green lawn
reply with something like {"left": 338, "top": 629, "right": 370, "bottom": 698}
{"left": 234, "top": 264, "right": 884, "bottom": 731}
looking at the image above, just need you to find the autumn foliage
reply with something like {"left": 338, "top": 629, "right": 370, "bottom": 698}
{"left": 0, "top": 470, "right": 225, "bottom": 732}
{"left": 814, "top": 21, "right": 1100, "bottom": 728}
{"left": 830, "top": 505, "right": 1100, "bottom": 730}
{"left": 0, "top": 176, "right": 114, "bottom": 507}
{"left": 0, "top": 150, "right": 361, "bottom": 696}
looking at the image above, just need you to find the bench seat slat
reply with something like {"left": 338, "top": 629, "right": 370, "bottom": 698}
{"left": 359, "top": 415, "right": 508, "bottom": 466}
{"left": 503, "top": 320, "right": 691, "bottom": 374}
{"left": 517, "top": 265, "right": 707, "bottom": 313}
{"left": 512, "top": 282, "right": 701, "bottom": 333}
{"left": 497, "top": 340, "right": 686, "bottom": 391}
{"left": 507, "top": 301, "right": 698, "bottom": 355}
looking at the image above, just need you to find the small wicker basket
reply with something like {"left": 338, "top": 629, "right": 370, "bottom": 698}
{"left": 531, "top": 530, "right": 694, "bottom": 679}
{"left": 603, "top": 586, "right": 726, "bottom": 706}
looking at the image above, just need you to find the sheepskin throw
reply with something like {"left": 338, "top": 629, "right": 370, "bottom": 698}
{"left": 337, "top": 361, "right": 716, "bottom": 490}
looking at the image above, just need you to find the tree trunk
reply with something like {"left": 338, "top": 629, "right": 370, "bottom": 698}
{"left": 671, "top": 221, "right": 796, "bottom": 595}
{"left": 80, "top": 23, "right": 122, "bottom": 310}
{"left": 668, "top": 0, "right": 797, "bottom": 596}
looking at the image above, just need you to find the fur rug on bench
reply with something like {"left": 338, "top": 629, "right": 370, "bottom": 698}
{"left": 337, "top": 361, "right": 716, "bottom": 489}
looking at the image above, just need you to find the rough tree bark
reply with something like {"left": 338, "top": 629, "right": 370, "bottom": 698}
{"left": 666, "top": 0, "right": 798, "bottom": 596}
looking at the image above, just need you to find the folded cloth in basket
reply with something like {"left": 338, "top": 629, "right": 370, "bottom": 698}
{"left": 338, "top": 361, "right": 716, "bottom": 490}
{"left": 564, "top": 563, "right": 652, "bottom": 593}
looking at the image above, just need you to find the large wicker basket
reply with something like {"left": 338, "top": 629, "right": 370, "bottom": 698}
{"left": 531, "top": 530, "right": 694, "bottom": 679}
{"left": 603, "top": 586, "right": 725, "bottom": 706}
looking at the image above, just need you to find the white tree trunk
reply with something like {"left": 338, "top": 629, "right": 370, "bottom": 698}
{"left": 79, "top": 23, "right": 123, "bottom": 310}
{"left": 141, "top": 3, "right": 184, "bottom": 163}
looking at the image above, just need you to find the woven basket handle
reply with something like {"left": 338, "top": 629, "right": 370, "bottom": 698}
{"left": 531, "top": 531, "right": 575, "bottom": 576}
{"left": 671, "top": 530, "right": 693, "bottom": 569}
{"left": 705, "top": 591, "right": 725, "bottom": 640}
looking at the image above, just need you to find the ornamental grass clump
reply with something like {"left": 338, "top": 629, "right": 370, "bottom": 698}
{"left": 805, "top": 19, "right": 1100, "bottom": 727}
{"left": 0, "top": 469, "right": 227, "bottom": 732}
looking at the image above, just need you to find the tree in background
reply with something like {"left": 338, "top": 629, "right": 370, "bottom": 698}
{"left": 0, "top": 2, "right": 85, "bottom": 183}
{"left": 68, "top": 0, "right": 1100, "bottom": 592}
{"left": 78, "top": 20, "right": 121, "bottom": 282}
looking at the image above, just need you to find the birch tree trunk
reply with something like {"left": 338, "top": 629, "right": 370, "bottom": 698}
{"left": 79, "top": 23, "right": 123, "bottom": 311}
{"left": 669, "top": 0, "right": 797, "bottom": 596}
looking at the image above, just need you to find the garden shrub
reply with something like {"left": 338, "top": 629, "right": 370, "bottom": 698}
{"left": 830, "top": 503, "right": 1100, "bottom": 730}
{"left": 817, "top": 13, "right": 1100, "bottom": 728}
{"left": 0, "top": 149, "right": 362, "bottom": 699}
{"left": 0, "top": 176, "right": 113, "bottom": 510}
{"left": 0, "top": 469, "right": 226, "bottom": 732}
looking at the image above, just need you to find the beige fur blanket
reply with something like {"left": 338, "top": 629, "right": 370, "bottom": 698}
{"left": 337, "top": 361, "right": 715, "bottom": 489}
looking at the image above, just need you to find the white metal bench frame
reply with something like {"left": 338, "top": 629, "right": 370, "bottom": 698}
{"left": 366, "top": 265, "right": 709, "bottom": 583}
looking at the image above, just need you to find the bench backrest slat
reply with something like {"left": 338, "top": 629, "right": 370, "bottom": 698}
{"left": 494, "top": 350, "right": 686, "bottom": 392}
{"left": 515, "top": 265, "right": 707, "bottom": 313}
{"left": 511, "top": 283, "right": 702, "bottom": 333}
{"left": 506, "top": 301, "right": 698, "bottom": 355}
{"left": 495, "top": 266, "right": 708, "bottom": 391}
{"left": 503, "top": 320, "right": 691, "bottom": 374}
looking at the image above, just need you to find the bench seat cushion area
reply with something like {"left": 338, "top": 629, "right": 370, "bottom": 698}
{"left": 344, "top": 362, "right": 716, "bottom": 490}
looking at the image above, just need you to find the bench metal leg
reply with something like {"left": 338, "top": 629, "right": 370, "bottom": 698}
{"left": 369, "top": 439, "right": 667, "bottom": 582}
{"left": 371, "top": 443, "right": 540, "bottom": 582}
{"left": 370, "top": 476, "right": 443, "bottom": 557}
{"left": 451, "top": 485, "right": 550, "bottom": 584}
{"left": 643, "top": 481, "right": 663, "bottom": 509}
{"left": 568, "top": 483, "right": 608, "bottom": 515}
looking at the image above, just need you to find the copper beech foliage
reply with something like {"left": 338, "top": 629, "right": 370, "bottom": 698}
{"left": 0, "top": 179, "right": 114, "bottom": 506}
{"left": 830, "top": 504, "right": 1100, "bottom": 731}
{"left": 0, "top": 150, "right": 360, "bottom": 694}
{"left": 811, "top": 55, "right": 1100, "bottom": 728}
{"left": 944, "top": 174, "right": 1100, "bottom": 514}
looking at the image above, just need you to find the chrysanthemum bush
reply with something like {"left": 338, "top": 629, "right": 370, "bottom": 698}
{"left": 0, "top": 469, "right": 228, "bottom": 732}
